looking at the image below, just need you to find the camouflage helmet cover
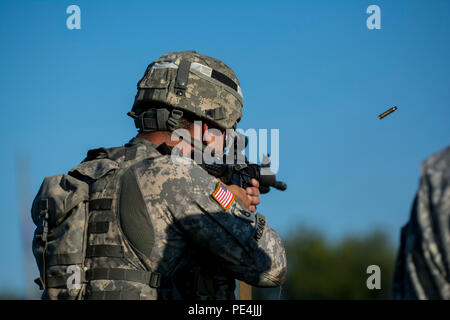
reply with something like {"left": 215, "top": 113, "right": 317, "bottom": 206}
{"left": 130, "top": 51, "right": 243, "bottom": 130}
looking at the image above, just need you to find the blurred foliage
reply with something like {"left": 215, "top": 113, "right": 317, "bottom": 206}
{"left": 0, "top": 290, "right": 24, "bottom": 300}
{"left": 253, "top": 226, "right": 396, "bottom": 300}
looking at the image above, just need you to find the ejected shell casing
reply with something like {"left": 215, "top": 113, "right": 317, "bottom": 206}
{"left": 378, "top": 106, "right": 398, "bottom": 119}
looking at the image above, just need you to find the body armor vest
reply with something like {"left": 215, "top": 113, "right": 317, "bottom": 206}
{"left": 32, "top": 140, "right": 163, "bottom": 300}
{"left": 81, "top": 144, "right": 160, "bottom": 300}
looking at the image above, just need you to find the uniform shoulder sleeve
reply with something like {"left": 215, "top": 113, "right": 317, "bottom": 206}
{"left": 161, "top": 156, "right": 287, "bottom": 287}
{"left": 393, "top": 146, "right": 450, "bottom": 299}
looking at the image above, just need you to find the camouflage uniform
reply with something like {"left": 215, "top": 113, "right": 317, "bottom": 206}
{"left": 76, "top": 137, "right": 285, "bottom": 299}
{"left": 394, "top": 146, "right": 450, "bottom": 299}
{"left": 32, "top": 51, "right": 286, "bottom": 300}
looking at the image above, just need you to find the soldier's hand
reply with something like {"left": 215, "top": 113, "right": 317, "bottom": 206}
{"left": 223, "top": 183, "right": 251, "bottom": 210}
{"left": 222, "top": 179, "right": 260, "bottom": 212}
{"left": 246, "top": 179, "right": 260, "bottom": 212}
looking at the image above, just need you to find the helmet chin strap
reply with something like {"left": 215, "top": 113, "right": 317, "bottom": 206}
{"left": 127, "top": 108, "right": 184, "bottom": 132}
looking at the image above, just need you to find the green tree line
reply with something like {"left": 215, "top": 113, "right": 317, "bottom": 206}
{"left": 254, "top": 226, "right": 397, "bottom": 299}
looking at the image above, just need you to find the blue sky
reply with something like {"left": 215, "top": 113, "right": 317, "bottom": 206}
{"left": 0, "top": 0, "right": 449, "bottom": 296}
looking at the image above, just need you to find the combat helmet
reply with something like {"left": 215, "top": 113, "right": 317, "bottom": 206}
{"left": 128, "top": 51, "right": 244, "bottom": 132}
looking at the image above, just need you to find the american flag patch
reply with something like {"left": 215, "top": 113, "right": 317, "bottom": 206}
{"left": 211, "top": 182, "right": 235, "bottom": 210}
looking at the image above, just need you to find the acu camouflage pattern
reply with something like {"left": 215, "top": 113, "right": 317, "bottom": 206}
{"left": 131, "top": 51, "right": 243, "bottom": 130}
{"left": 70, "top": 140, "right": 165, "bottom": 300}
{"left": 31, "top": 174, "right": 89, "bottom": 299}
{"left": 394, "top": 146, "right": 450, "bottom": 299}
{"left": 32, "top": 137, "right": 286, "bottom": 299}
{"left": 124, "top": 138, "right": 286, "bottom": 299}
{"left": 32, "top": 138, "right": 166, "bottom": 299}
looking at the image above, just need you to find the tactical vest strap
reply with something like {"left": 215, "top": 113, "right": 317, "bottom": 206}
{"left": 45, "top": 276, "right": 68, "bottom": 288}
{"left": 46, "top": 253, "right": 84, "bottom": 266}
{"left": 89, "top": 199, "right": 113, "bottom": 211}
{"left": 86, "top": 245, "right": 123, "bottom": 258}
{"left": 86, "top": 268, "right": 161, "bottom": 288}
{"left": 85, "top": 291, "right": 141, "bottom": 300}
{"left": 44, "top": 271, "right": 87, "bottom": 288}
{"left": 87, "top": 222, "right": 109, "bottom": 234}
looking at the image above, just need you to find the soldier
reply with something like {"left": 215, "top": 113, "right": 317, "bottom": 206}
{"left": 393, "top": 146, "right": 450, "bottom": 299}
{"left": 31, "top": 50, "right": 286, "bottom": 300}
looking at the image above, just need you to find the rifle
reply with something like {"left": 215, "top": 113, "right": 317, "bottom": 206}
{"left": 201, "top": 157, "right": 286, "bottom": 194}
{"left": 199, "top": 133, "right": 287, "bottom": 194}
